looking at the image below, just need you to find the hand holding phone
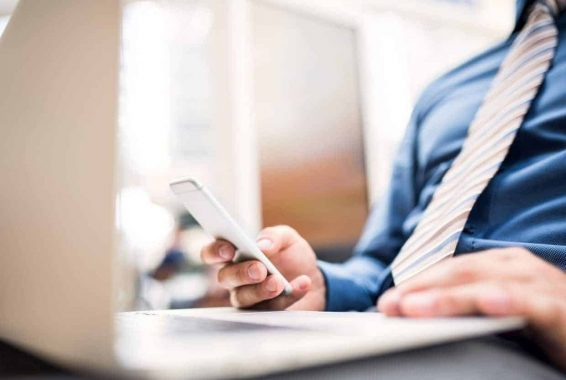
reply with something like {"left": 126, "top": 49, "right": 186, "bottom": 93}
{"left": 170, "top": 178, "right": 293, "bottom": 295}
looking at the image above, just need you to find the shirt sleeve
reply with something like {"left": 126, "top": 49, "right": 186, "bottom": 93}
{"left": 318, "top": 113, "right": 420, "bottom": 311}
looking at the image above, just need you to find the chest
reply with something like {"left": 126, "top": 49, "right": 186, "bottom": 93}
{"left": 414, "top": 33, "right": 566, "bottom": 193}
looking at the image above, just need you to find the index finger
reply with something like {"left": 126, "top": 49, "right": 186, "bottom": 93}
{"left": 394, "top": 249, "right": 521, "bottom": 295}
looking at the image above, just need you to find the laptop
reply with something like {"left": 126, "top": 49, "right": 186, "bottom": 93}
{"left": 0, "top": 1, "right": 524, "bottom": 379}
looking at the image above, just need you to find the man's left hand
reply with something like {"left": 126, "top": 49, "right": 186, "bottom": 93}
{"left": 378, "top": 248, "right": 566, "bottom": 371}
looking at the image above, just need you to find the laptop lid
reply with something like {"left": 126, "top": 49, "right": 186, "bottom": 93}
{"left": 0, "top": 0, "right": 120, "bottom": 368}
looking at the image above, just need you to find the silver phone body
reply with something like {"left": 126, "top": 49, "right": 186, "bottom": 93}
{"left": 170, "top": 178, "right": 293, "bottom": 295}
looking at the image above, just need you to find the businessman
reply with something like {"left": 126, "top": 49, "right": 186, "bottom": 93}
{"left": 202, "top": 0, "right": 566, "bottom": 374}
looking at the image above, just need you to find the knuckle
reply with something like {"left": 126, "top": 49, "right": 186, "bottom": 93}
{"left": 489, "top": 248, "right": 516, "bottom": 261}
{"left": 259, "top": 284, "right": 273, "bottom": 300}
{"left": 260, "top": 283, "right": 275, "bottom": 298}
{"left": 552, "top": 300, "right": 566, "bottom": 326}
{"left": 255, "top": 263, "right": 268, "bottom": 281}
{"left": 533, "top": 259, "right": 551, "bottom": 273}
{"left": 492, "top": 281, "right": 514, "bottom": 296}
{"left": 200, "top": 246, "right": 208, "bottom": 261}
{"left": 234, "top": 286, "right": 262, "bottom": 309}
{"left": 544, "top": 298, "right": 562, "bottom": 319}
{"left": 230, "top": 291, "right": 242, "bottom": 308}
{"left": 513, "top": 247, "right": 532, "bottom": 258}
{"left": 217, "top": 264, "right": 242, "bottom": 288}
{"left": 237, "top": 264, "right": 249, "bottom": 283}
{"left": 497, "top": 247, "right": 531, "bottom": 261}
{"left": 500, "top": 251, "right": 517, "bottom": 261}
{"left": 437, "top": 292, "right": 458, "bottom": 314}
{"left": 452, "top": 262, "right": 479, "bottom": 282}
{"left": 534, "top": 264, "right": 563, "bottom": 284}
{"left": 200, "top": 243, "right": 214, "bottom": 260}
{"left": 264, "top": 276, "right": 284, "bottom": 297}
{"left": 216, "top": 266, "right": 229, "bottom": 286}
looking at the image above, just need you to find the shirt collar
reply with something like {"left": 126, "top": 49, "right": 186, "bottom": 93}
{"left": 514, "top": 0, "right": 534, "bottom": 33}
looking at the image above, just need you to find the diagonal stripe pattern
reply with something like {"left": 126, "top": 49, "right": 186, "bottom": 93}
{"left": 392, "top": 0, "right": 564, "bottom": 285}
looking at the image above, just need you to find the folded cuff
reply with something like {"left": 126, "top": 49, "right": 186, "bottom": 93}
{"left": 318, "top": 256, "right": 388, "bottom": 312}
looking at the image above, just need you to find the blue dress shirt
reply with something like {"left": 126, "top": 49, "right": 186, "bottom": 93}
{"left": 318, "top": 0, "right": 566, "bottom": 312}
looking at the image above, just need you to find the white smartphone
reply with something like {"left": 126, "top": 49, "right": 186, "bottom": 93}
{"left": 170, "top": 177, "right": 293, "bottom": 295}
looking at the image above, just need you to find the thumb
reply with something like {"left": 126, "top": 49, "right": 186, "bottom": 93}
{"left": 256, "top": 226, "right": 299, "bottom": 256}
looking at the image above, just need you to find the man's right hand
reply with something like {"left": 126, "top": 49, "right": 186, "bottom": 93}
{"left": 200, "top": 225, "right": 326, "bottom": 311}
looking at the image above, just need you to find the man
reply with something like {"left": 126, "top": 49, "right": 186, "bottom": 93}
{"left": 202, "top": 0, "right": 566, "bottom": 373}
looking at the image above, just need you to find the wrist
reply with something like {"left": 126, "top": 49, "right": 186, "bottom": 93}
{"left": 309, "top": 268, "right": 327, "bottom": 311}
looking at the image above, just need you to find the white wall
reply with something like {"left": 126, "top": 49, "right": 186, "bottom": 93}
{"left": 265, "top": 0, "right": 513, "bottom": 202}
{"left": 360, "top": 9, "right": 510, "bottom": 201}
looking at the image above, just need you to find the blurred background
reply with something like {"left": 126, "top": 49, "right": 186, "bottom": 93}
{"left": 1, "top": 0, "right": 515, "bottom": 311}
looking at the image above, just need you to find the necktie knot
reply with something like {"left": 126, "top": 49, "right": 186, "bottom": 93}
{"left": 538, "top": 0, "right": 565, "bottom": 18}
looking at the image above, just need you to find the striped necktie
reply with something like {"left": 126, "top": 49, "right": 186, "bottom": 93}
{"left": 391, "top": 0, "right": 565, "bottom": 285}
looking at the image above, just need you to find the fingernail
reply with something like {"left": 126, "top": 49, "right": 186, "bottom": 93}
{"left": 257, "top": 238, "right": 272, "bottom": 251}
{"left": 298, "top": 277, "right": 309, "bottom": 291}
{"left": 248, "top": 264, "right": 261, "bottom": 281}
{"left": 404, "top": 293, "right": 436, "bottom": 315}
{"left": 378, "top": 291, "right": 401, "bottom": 312}
{"left": 266, "top": 276, "right": 279, "bottom": 292}
{"left": 219, "top": 245, "right": 233, "bottom": 260}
